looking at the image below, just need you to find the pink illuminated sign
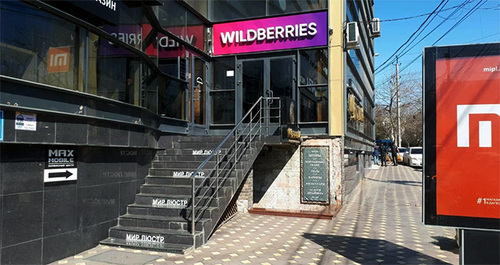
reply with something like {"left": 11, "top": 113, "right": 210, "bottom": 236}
{"left": 213, "top": 11, "right": 327, "bottom": 55}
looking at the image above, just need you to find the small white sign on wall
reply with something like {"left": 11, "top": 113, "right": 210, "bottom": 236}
{"left": 44, "top": 168, "right": 78, "bottom": 183}
{"left": 15, "top": 111, "right": 37, "bottom": 131}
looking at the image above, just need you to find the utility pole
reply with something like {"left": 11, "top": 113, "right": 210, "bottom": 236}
{"left": 395, "top": 56, "right": 401, "bottom": 148}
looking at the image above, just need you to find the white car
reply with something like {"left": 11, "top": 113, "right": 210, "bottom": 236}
{"left": 404, "top": 147, "right": 423, "bottom": 167}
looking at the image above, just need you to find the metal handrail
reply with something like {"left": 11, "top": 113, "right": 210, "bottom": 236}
{"left": 189, "top": 97, "right": 282, "bottom": 238}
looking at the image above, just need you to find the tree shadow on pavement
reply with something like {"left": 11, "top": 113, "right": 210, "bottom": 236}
{"left": 303, "top": 233, "right": 453, "bottom": 265}
{"left": 366, "top": 177, "right": 422, "bottom": 187}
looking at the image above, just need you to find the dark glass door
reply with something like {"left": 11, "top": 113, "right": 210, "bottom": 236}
{"left": 242, "top": 60, "right": 265, "bottom": 116}
{"left": 239, "top": 56, "right": 295, "bottom": 119}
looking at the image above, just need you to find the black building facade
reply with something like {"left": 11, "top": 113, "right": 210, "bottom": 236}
{"left": 0, "top": 0, "right": 377, "bottom": 263}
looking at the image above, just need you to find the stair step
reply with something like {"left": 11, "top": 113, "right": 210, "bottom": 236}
{"left": 135, "top": 193, "right": 220, "bottom": 208}
{"left": 148, "top": 168, "right": 214, "bottom": 177}
{"left": 154, "top": 153, "right": 252, "bottom": 163}
{"left": 157, "top": 149, "right": 229, "bottom": 157}
{"left": 172, "top": 142, "right": 232, "bottom": 149}
{"left": 100, "top": 238, "right": 194, "bottom": 254}
{"left": 151, "top": 161, "right": 222, "bottom": 169}
{"left": 127, "top": 203, "right": 221, "bottom": 219}
{"left": 145, "top": 175, "right": 237, "bottom": 187}
{"left": 107, "top": 226, "right": 203, "bottom": 246}
{"left": 148, "top": 168, "right": 245, "bottom": 178}
{"left": 118, "top": 214, "right": 213, "bottom": 232}
{"left": 140, "top": 184, "right": 231, "bottom": 196}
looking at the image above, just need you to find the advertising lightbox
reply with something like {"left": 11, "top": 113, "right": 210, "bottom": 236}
{"left": 423, "top": 43, "right": 500, "bottom": 230}
{"left": 212, "top": 11, "right": 327, "bottom": 55}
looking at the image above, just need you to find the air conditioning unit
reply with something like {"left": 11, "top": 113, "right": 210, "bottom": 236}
{"left": 371, "top": 18, "right": 381, "bottom": 38}
{"left": 346, "top": 22, "right": 359, "bottom": 49}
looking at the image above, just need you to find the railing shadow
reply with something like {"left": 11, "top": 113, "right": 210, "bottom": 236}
{"left": 303, "top": 233, "right": 454, "bottom": 264}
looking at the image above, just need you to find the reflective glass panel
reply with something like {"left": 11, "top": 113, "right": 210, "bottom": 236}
{"left": 0, "top": 1, "right": 85, "bottom": 91}
{"left": 300, "top": 86, "right": 328, "bottom": 122}
{"left": 159, "top": 78, "right": 186, "bottom": 120}
{"left": 212, "top": 92, "right": 235, "bottom": 124}
{"left": 268, "top": 0, "right": 327, "bottom": 15}
{"left": 87, "top": 33, "right": 141, "bottom": 105}
{"left": 213, "top": 58, "right": 235, "bottom": 90}
{"left": 299, "top": 49, "right": 328, "bottom": 85}
{"left": 212, "top": 0, "right": 266, "bottom": 21}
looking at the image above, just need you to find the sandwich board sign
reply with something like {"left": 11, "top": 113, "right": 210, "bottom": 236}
{"left": 423, "top": 42, "right": 500, "bottom": 230}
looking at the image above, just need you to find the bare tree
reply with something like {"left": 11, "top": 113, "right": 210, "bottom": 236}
{"left": 375, "top": 71, "right": 422, "bottom": 147}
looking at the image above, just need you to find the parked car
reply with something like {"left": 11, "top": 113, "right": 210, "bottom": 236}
{"left": 403, "top": 147, "right": 423, "bottom": 167}
{"left": 397, "top": 147, "right": 406, "bottom": 163}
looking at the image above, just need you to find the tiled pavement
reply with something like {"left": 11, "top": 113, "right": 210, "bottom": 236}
{"left": 52, "top": 165, "right": 459, "bottom": 265}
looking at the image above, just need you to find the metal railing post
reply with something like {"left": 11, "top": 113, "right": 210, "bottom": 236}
{"left": 216, "top": 150, "right": 220, "bottom": 191}
{"left": 191, "top": 176, "right": 195, "bottom": 236}
{"left": 234, "top": 130, "right": 238, "bottom": 168}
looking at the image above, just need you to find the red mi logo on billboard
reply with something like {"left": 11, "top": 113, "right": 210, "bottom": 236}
{"left": 435, "top": 55, "right": 500, "bottom": 219}
{"left": 48, "top": 47, "right": 70, "bottom": 73}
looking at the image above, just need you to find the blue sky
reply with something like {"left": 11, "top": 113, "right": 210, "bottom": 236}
{"left": 373, "top": 0, "right": 500, "bottom": 88}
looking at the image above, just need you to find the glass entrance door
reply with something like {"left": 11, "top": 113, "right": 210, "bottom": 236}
{"left": 189, "top": 56, "right": 206, "bottom": 127}
{"left": 239, "top": 56, "right": 295, "bottom": 119}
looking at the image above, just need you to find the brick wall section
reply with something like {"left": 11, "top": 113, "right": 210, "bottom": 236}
{"left": 236, "top": 169, "right": 253, "bottom": 212}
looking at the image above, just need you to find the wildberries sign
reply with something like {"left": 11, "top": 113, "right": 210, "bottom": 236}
{"left": 212, "top": 11, "right": 327, "bottom": 55}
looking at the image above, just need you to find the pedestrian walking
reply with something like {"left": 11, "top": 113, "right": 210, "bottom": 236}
{"left": 379, "top": 144, "right": 387, "bottom": 166}
{"left": 391, "top": 144, "right": 398, "bottom": 166}
{"left": 374, "top": 145, "right": 379, "bottom": 165}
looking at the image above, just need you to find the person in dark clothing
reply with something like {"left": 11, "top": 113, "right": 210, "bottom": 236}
{"left": 379, "top": 144, "right": 387, "bottom": 166}
{"left": 391, "top": 144, "right": 398, "bottom": 166}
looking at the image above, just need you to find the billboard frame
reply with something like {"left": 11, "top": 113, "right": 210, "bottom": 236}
{"left": 423, "top": 42, "right": 500, "bottom": 231}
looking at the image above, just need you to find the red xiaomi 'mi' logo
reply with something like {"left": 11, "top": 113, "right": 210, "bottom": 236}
{"left": 48, "top": 47, "right": 70, "bottom": 73}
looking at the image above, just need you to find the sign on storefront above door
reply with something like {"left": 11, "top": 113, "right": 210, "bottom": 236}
{"left": 213, "top": 11, "right": 328, "bottom": 55}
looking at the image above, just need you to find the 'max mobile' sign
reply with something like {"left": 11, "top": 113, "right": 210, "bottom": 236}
{"left": 44, "top": 148, "right": 78, "bottom": 183}
{"left": 213, "top": 11, "right": 327, "bottom": 55}
{"left": 423, "top": 42, "right": 500, "bottom": 230}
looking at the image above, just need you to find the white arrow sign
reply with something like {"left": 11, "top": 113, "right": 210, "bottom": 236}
{"left": 44, "top": 168, "right": 78, "bottom": 183}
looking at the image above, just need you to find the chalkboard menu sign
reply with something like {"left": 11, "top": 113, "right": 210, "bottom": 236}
{"left": 301, "top": 146, "right": 329, "bottom": 204}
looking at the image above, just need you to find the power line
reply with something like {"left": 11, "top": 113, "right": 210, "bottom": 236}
{"left": 375, "top": 0, "right": 449, "bottom": 73}
{"left": 376, "top": 0, "right": 489, "bottom": 88}
{"left": 432, "top": 0, "right": 488, "bottom": 45}
{"left": 379, "top": 2, "right": 471, "bottom": 22}
{"left": 397, "top": 0, "right": 473, "bottom": 61}
{"left": 379, "top": 1, "right": 500, "bottom": 22}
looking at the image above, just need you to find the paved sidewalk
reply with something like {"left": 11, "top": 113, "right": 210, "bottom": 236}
{"left": 52, "top": 166, "right": 459, "bottom": 265}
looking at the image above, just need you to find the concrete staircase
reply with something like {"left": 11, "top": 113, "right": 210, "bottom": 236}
{"left": 100, "top": 136, "right": 264, "bottom": 254}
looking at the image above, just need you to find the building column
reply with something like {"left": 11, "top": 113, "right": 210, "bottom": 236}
{"left": 328, "top": 0, "right": 346, "bottom": 136}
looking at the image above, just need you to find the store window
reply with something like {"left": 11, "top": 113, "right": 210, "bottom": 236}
{"left": 300, "top": 86, "right": 328, "bottom": 122}
{"left": 211, "top": 0, "right": 327, "bottom": 22}
{"left": 298, "top": 49, "right": 328, "bottom": 123}
{"left": 0, "top": 1, "right": 85, "bottom": 91}
{"left": 159, "top": 77, "right": 186, "bottom": 120}
{"left": 267, "top": 0, "right": 327, "bottom": 16}
{"left": 87, "top": 32, "right": 142, "bottom": 105}
{"left": 157, "top": 0, "right": 206, "bottom": 54}
{"left": 212, "top": 0, "right": 266, "bottom": 22}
